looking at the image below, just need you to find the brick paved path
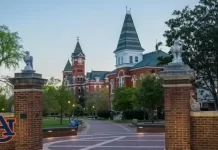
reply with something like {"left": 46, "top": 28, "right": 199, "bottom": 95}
{"left": 43, "top": 119, "right": 165, "bottom": 150}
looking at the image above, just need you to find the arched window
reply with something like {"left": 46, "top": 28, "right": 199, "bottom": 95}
{"left": 131, "top": 75, "right": 137, "bottom": 87}
{"left": 118, "top": 76, "right": 124, "bottom": 87}
{"left": 110, "top": 80, "right": 114, "bottom": 94}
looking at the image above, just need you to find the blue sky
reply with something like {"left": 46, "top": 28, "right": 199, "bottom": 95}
{"left": 0, "top": 0, "right": 199, "bottom": 79}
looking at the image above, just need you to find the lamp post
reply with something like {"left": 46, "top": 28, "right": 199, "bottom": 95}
{"left": 92, "top": 105, "right": 95, "bottom": 119}
{"left": 2, "top": 108, "right": 4, "bottom": 112}
{"left": 72, "top": 104, "right": 75, "bottom": 118}
{"left": 67, "top": 100, "right": 71, "bottom": 122}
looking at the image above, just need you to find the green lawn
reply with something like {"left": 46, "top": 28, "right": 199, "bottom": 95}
{"left": 43, "top": 118, "right": 69, "bottom": 128}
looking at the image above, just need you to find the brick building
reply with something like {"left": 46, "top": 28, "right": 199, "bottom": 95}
{"left": 107, "top": 10, "right": 168, "bottom": 110}
{"left": 62, "top": 10, "right": 168, "bottom": 109}
{"left": 62, "top": 38, "right": 110, "bottom": 102}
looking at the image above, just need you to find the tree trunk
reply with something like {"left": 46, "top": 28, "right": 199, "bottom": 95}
{"left": 60, "top": 109, "right": 63, "bottom": 125}
{"left": 150, "top": 109, "right": 154, "bottom": 123}
{"left": 68, "top": 114, "right": 71, "bottom": 123}
{"left": 143, "top": 109, "right": 146, "bottom": 121}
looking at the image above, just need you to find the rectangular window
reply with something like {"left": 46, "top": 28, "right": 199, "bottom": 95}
{"left": 121, "top": 57, "right": 123, "bottom": 64}
{"left": 119, "top": 77, "right": 124, "bottom": 87}
{"left": 94, "top": 85, "right": 96, "bottom": 92}
{"left": 135, "top": 56, "right": 138, "bottom": 62}
{"left": 118, "top": 57, "right": 120, "bottom": 65}
{"left": 129, "top": 56, "right": 133, "bottom": 63}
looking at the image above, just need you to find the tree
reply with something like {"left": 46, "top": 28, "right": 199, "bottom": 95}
{"left": 158, "top": 0, "right": 218, "bottom": 108}
{"left": 113, "top": 87, "right": 136, "bottom": 111}
{"left": 0, "top": 25, "right": 24, "bottom": 69}
{"left": 136, "top": 75, "right": 164, "bottom": 123}
{"left": 42, "top": 85, "right": 59, "bottom": 116}
{"left": 85, "top": 88, "right": 109, "bottom": 116}
{"left": 73, "top": 104, "right": 84, "bottom": 117}
{"left": 0, "top": 94, "right": 7, "bottom": 112}
{"left": 155, "top": 41, "right": 163, "bottom": 51}
{"left": 94, "top": 88, "right": 109, "bottom": 111}
{"left": 6, "top": 95, "right": 14, "bottom": 112}
{"left": 46, "top": 77, "right": 61, "bottom": 87}
{"left": 55, "top": 85, "right": 75, "bottom": 124}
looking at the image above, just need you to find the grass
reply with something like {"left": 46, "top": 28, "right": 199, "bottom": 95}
{"left": 43, "top": 118, "right": 69, "bottom": 128}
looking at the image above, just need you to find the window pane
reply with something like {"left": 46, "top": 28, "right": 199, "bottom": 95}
{"left": 129, "top": 56, "right": 133, "bottom": 63}
{"left": 135, "top": 56, "right": 138, "bottom": 62}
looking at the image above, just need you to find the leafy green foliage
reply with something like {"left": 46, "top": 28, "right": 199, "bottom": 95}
{"left": 46, "top": 77, "right": 61, "bottom": 87}
{"left": 85, "top": 88, "right": 109, "bottom": 114}
{"left": 155, "top": 41, "right": 163, "bottom": 51}
{"left": 136, "top": 75, "right": 164, "bottom": 122}
{"left": 162, "top": 0, "right": 218, "bottom": 107}
{"left": 0, "top": 25, "right": 24, "bottom": 69}
{"left": 73, "top": 104, "right": 84, "bottom": 117}
{"left": 42, "top": 77, "right": 75, "bottom": 124}
{"left": 42, "top": 85, "right": 58, "bottom": 115}
{"left": 55, "top": 85, "right": 75, "bottom": 124}
{"left": 0, "top": 94, "right": 7, "bottom": 112}
{"left": 113, "top": 87, "right": 136, "bottom": 111}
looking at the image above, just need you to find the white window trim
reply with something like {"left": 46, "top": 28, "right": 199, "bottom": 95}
{"left": 118, "top": 76, "right": 124, "bottom": 87}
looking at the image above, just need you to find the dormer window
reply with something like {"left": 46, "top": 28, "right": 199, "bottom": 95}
{"left": 95, "top": 77, "right": 100, "bottom": 82}
{"left": 129, "top": 56, "right": 133, "bottom": 63}
{"left": 135, "top": 56, "right": 138, "bottom": 62}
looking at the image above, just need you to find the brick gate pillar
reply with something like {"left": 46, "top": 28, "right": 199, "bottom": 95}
{"left": 160, "top": 63, "right": 194, "bottom": 150}
{"left": 9, "top": 71, "right": 47, "bottom": 150}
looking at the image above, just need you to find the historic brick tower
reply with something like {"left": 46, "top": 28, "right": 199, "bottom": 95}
{"left": 63, "top": 37, "right": 86, "bottom": 106}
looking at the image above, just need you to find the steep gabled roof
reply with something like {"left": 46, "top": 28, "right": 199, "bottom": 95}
{"left": 114, "top": 11, "right": 144, "bottom": 53}
{"left": 63, "top": 60, "right": 72, "bottom": 72}
{"left": 72, "top": 39, "right": 85, "bottom": 57}
{"left": 131, "top": 50, "right": 169, "bottom": 69}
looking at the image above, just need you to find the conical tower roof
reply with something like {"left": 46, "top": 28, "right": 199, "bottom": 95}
{"left": 114, "top": 10, "right": 144, "bottom": 53}
{"left": 72, "top": 37, "right": 85, "bottom": 57}
{"left": 63, "top": 59, "right": 72, "bottom": 72}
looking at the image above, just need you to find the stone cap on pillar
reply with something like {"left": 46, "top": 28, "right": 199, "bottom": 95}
{"left": 159, "top": 63, "right": 195, "bottom": 81}
{"left": 9, "top": 72, "right": 47, "bottom": 90}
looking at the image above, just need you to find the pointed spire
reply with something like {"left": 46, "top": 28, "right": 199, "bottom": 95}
{"left": 114, "top": 9, "right": 144, "bottom": 53}
{"left": 126, "top": 6, "right": 131, "bottom": 14}
{"left": 63, "top": 59, "right": 72, "bottom": 72}
{"left": 72, "top": 37, "right": 85, "bottom": 57}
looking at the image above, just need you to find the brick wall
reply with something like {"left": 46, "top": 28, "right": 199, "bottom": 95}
{"left": 43, "top": 127, "right": 77, "bottom": 138}
{"left": 137, "top": 124, "right": 165, "bottom": 133}
{"left": 9, "top": 73, "right": 47, "bottom": 150}
{"left": 163, "top": 80, "right": 192, "bottom": 150}
{"left": 13, "top": 91, "right": 43, "bottom": 150}
{"left": 190, "top": 111, "right": 218, "bottom": 150}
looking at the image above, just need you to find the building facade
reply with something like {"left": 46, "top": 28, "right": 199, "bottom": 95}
{"left": 107, "top": 10, "right": 168, "bottom": 110}
{"left": 62, "top": 38, "right": 110, "bottom": 102}
{"left": 62, "top": 10, "right": 169, "bottom": 110}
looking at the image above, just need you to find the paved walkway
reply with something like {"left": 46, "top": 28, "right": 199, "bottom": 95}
{"left": 43, "top": 119, "right": 165, "bottom": 150}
